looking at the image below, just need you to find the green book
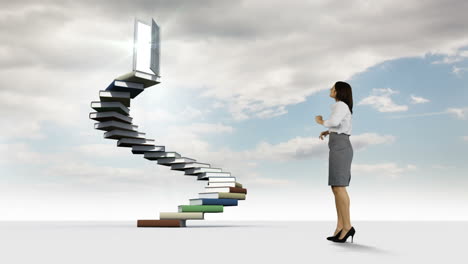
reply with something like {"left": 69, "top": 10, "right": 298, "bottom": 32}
{"left": 178, "top": 205, "right": 224, "bottom": 213}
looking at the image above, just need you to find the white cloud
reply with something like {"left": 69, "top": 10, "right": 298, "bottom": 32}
{"left": 1, "top": 0, "right": 468, "bottom": 128}
{"left": 432, "top": 56, "right": 464, "bottom": 64}
{"left": 0, "top": 89, "right": 85, "bottom": 139}
{"left": 0, "top": 141, "right": 210, "bottom": 192}
{"left": 131, "top": 105, "right": 208, "bottom": 124}
{"left": 246, "top": 175, "right": 294, "bottom": 186}
{"left": 431, "top": 49, "right": 468, "bottom": 64}
{"left": 432, "top": 164, "right": 457, "bottom": 169}
{"left": 447, "top": 107, "right": 468, "bottom": 119}
{"left": 358, "top": 88, "right": 408, "bottom": 112}
{"left": 131, "top": 107, "right": 175, "bottom": 123}
{"left": 44, "top": 161, "right": 151, "bottom": 185}
{"left": 385, "top": 106, "right": 468, "bottom": 119}
{"left": 74, "top": 143, "right": 127, "bottom": 158}
{"left": 452, "top": 66, "right": 468, "bottom": 76}
{"left": 169, "top": 122, "right": 234, "bottom": 135}
{"left": 255, "top": 105, "right": 288, "bottom": 119}
{"left": 389, "top": 111, "right": 448, "bottom": 119}
{"left": 181, "top": 105, "right": 205, "bottom": 119}
{"left": 211, "top": 101, "right": 225, "bottom": 109}
{"left": 0, "top": 143, "right": 146, "bottom": 186}
{"left": 2, "top": 0, "right": 468, "bottom": 220}
{"left": 246, "top": 136, "right": 328, "bottom": 161}
{"left": 0, "top": 143, "right": 46, "bottom": 165}
{"left": 373, "top": 88, "right": 399, "bottom": 96}
{"left": 352, "top": 162, "right": 417, "bottom": 179}
{"left": 131, "top": 129, "right": 395, "bottom": 188}
{"left": 243, "top": 132, "right": 395, "bottom": 161}
{"left": 350, "top": 133, "right": 397, "bottom": 150}
{"left": 462, "top": 136, "right": 468, "bottom": 142}
{"left": 410, "top": 95, "right": 430, "bottom": 104}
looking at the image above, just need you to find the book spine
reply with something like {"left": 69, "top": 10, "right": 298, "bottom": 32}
{"left": 229, "top": 187, "right": 247, "bottom": 194}
{"left": 179, "top": 205, "right": 224, "bottom": 213}
{"left": 137, "top": 219, "right": 185, "bottom": 227}
{"left": 193, "top": 198, "right": 238, "bottom": 206}
{"left": 218, "top": 192, "right": 246, "bottom": 200}
{"left": 160, "top": 212, "right": 204, "bottom": 220}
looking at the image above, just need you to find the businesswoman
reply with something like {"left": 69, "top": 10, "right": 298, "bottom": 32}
{"left": 315, "top": 81, "right": 355, "bottom": 243}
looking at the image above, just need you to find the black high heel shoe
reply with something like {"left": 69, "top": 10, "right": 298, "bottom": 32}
{"left": 326, "top": 230, "right": 342, "bottom": 241}
{"left": 333, "top": 227, "right": 355, "bottom": 243}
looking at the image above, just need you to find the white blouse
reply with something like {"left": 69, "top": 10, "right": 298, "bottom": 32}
{"left": 322, "top": 101, "right": 352, "bottom": 135}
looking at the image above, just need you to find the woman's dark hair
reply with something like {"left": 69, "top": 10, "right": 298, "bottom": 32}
{"left": 334, "top": 81, "right": 353, "bottom": 114}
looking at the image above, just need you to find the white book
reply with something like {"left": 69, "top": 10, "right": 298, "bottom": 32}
{"left": 198, "top": 192, "right": 246, "bottom": 200}
{"left": 114, "top": 80, "right": 145, "bottom": 89}
{"left": 94, "top": 121, "right": 138, "bottom": 132}
{"left": 157, "top": 157, "right": 196, "bottom": 165}
{"left": 144, "top": 151, "right": 181, "bottom": 159}
{"left": 184, "top": 167, "right": 222, "bottom": 174}
{"left": 189, "top": 199, "right": 204, "bottom": 206}
{"left": 204, "top": 187, "right": 234, "bottom": 192}
{"left": 90, "top": 101, "right": 129, "bottom": 116}
{"left": 117, "top": 138, "right": 155, "bottom": 147}
{"left": 171, "top": 162, "right": 210, "bottom": 170}
{"left": 159, "top": 212, "right": 204, "bottom": 220}
{"left": 104, "top": 129, "right": 145, "bottom": 139}
{"left": 208, "top": 177, "right": 236, "bottom": 182}
{"left": 131, "top": 145, "right": 165, "bottom": 154}
{"left": 198, "top": 172, "right": 232, "bottom": 180}
{"left": 99, "top": 90, "right": 131, "bottom": 107}
{"left": 207, "top": 182, "right": 239, "bottom": 187}
{"left": 89, "top": 111, "right": 133, "bottom": 124}
{"left": 199, "top": 172, "right": 231, "bottom": 177}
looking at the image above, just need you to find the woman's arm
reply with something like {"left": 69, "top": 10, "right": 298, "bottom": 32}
{"left": 322, "top": 103, "right": 347, "bottom": 128}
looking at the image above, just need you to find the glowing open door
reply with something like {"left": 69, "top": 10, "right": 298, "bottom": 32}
{"left": 132, "top": 18, "right": 160, "bottom": 77}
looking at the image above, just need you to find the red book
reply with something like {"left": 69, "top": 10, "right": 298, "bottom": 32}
{"left": 137, "top": 219, "right": 186, "bottom": 227}
{"left": 205, "top": 186, "right": 248, "bottom": 194}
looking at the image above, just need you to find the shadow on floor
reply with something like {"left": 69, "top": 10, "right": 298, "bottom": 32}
{"left": 331, "top": 242, "right": 395, "bottom": 255}
{"left": 186, "top": 225, "right": 266, "bottom": 228}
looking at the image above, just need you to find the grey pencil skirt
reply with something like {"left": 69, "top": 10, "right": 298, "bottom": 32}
{"left": 328, "top": 132, "right": 353, "bottom": 186}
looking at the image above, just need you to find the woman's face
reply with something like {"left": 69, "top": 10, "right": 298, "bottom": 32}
{"left": 330, "top": 85, "right": 336, "bottom": 99}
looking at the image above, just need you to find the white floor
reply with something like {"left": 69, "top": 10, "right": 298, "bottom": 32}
{"left": 0, "top": 221, "right": 464, "bottom": 264}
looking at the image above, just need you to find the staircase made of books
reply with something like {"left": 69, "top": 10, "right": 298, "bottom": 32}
{"left": 89, "top": 74, "right": 247, "bottom": 227}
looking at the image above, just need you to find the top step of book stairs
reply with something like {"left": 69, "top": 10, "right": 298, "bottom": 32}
{"left": 89, "top": 72, "right": 247, "bottom": 227}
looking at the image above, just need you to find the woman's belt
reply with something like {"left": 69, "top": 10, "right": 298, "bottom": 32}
{"left": 330, "top": 132, "right": 350, "bottom": 136}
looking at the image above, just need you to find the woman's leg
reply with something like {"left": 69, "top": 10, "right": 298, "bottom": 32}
{"left": 332, "top": 186, "right": 344, "bottom": 235}
{"left": 333, "top": 186, "right": 352, "bottom": 239}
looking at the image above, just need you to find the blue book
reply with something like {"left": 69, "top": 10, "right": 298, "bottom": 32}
{"left": 189, "top": 198, "right": 238, "bottom": 206}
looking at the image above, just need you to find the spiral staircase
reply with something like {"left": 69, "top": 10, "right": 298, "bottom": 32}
{"left": 89, "top": 73, "right": 247, "bottom": 227}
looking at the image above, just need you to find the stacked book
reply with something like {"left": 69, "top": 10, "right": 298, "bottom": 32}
{"left": 90, "top": 75, "right": 247, "bottom": 227}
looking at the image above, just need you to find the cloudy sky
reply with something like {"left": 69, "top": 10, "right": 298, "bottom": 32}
{"left": 1, "top": 0, "right": 467, "bottom": 221}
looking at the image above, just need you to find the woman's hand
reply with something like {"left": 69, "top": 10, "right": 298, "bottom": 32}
{"left": 319, "top": 130, "right": 329, "bottom": 140}
{"left": 315, "top": 115, "right": 324, "bottom": 125}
